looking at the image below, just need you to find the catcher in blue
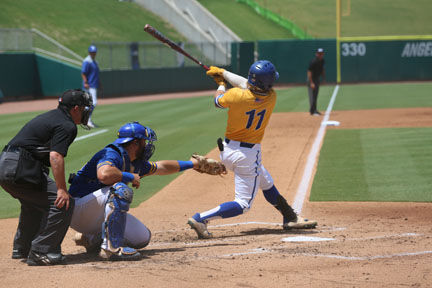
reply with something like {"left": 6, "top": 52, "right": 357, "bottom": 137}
{"left": 68, "top": 122, "right": 226, "bottom": 261}
{"left": 187, "top": 60, "right": 318, "bottom": 239}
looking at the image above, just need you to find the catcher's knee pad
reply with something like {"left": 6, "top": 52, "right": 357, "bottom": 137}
{"left": 102, "top": 183, "right": 134, "bottom": 252}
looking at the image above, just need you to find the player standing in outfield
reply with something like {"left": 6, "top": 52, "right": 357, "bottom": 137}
{"left": 307, "top": 48, "right": 326, "bottom": 116}
{"left": 81, "top": 45, "right": 101, "bottom": 128}
{"left": 188, "top": 61, "right": 317, "bottom": 239}
{"left": 68, "top": 122, "right": 225, "bottom": 261}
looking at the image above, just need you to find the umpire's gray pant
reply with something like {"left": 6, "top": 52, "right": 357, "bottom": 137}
{"left": 308, "top": 81, "right": 320, "bottom": 114}
{"left": 0, "top": 172, "right": 74, "bottom": 255}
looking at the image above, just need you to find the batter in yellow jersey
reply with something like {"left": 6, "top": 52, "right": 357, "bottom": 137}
{"left": 187, "top": 61, "right": 317, "bottom": 239}
{"left": 215, "top": 87, "right": 276, "bottom": 144}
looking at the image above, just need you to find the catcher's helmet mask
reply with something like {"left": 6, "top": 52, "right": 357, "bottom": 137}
{"left": 115, "top": 122, "right": 157, "bottom": 161}
{"left": 247, "top": 60, "right": 279, "bottom": 93}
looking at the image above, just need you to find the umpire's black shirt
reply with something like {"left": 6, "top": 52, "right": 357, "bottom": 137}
{"left": 8, "top": 108, "right": 77, "bottom": 166}
{"left": 308, "top": 57, "right": 325, "bottom": 83}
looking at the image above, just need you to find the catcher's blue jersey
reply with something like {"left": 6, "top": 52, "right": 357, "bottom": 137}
{"left": 69, "top": 142, "right": 157, "bottom": 198}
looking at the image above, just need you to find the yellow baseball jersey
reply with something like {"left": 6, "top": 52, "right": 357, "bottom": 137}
{"left": 215, "top": 87, "right": 276, "bottom": 144}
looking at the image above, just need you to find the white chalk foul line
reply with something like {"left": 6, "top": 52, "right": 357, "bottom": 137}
{"left": 74, "top": 129, "right": 108, "bottom": 142}
{"left": 347, "top": 232, "right": 421, "bottom": 241}
{"left": 153, "top": 222, "right": 346, "bottom": 234}
{"left": 301, "top": 250, "right": 432, "bottom": 261}
{"left": 293, "top": 85, "right": 340, "bottom": 214}
{"left": 209, "top": 221, "right": 281, "bottom": 228}
{"left": 220, "top": 248, "right": 270, "bottom": 258}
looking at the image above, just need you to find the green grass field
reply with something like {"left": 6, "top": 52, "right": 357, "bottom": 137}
{"left": 0, "top": 0, "right": 186, "bottom": 57}
{"left": 1, "top": 82, "right": 431, "bottom": 218}
{"left": 310, "top": 82, "right": 432, "bottom": 202}
{"left": 311, "top": 127, "right": 432, "bottom": 202}
{"left": 2, "top": 0, "right": 431, "bottom": 58}
{"left": 197, "top": 0, "right": 295, "bottom": 40}
{"left": 252, "top": 0, "right": 432, "bottom": 38}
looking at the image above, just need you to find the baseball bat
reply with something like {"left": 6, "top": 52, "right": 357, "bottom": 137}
{"left": 143, "top": 24, "right": 209, "bottom": 71}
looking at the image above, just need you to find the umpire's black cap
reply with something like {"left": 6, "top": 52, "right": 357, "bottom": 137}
{"left": 58, "top": 89, "right": 92, "bottom": 107}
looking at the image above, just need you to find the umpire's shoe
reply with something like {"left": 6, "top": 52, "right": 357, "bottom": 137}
{"left": 188, "top": 215, "right": 212, "bottom": 239}
{"left": 283, "top": 216, "right": 318, "bottom": 230}
{"left": 26, "top": 251, "right": 66, "bottom": 266}
{"left": 100, "top": 247, "right": 142, "bottom": 261}
{"left": 12, "top": 249, "right": 29, "bottom": 259}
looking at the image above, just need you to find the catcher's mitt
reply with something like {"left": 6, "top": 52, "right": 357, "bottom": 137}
{"left": 191, "top": 154, "right": 227, "bottom": 176}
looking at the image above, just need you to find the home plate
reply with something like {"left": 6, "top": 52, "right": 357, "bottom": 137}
{"left": 282, "top": 236, "right": 335, "bottom": 242}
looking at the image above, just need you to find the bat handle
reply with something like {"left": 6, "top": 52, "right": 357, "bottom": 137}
{"left": 202, "top": 64, "right": 210, "bottom": 71}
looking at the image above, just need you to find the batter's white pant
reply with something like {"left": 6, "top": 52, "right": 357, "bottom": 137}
{"left": 70, "top": 187, "right": 151, "bottom": 248}
{"left": 220, "top": 139, "right": 274, "bottom": 211}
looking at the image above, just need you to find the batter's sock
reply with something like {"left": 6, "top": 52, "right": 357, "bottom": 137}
{"left": 263, "top": 185, "right": 280, "bottom": 205}
{"left": 194, "top": 201, "right": 244, "bottom": 222}
{"left": 263, "top": 185, "right": 297, "bottom": 221}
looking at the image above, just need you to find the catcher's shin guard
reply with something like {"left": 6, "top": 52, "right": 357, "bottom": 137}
{"left": 101, "top": 183, "right": 140, "bottom": 260}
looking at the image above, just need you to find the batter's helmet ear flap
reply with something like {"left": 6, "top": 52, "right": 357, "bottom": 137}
{"left": 247, "top": 60, "right": 279, "bottom": 92}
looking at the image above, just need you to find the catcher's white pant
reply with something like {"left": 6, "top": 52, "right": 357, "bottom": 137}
{"left": 70, "top": 187, "right": 151, "bottom": 248}
{"left": 220, "top": 139, "right": 274, "bottom": 210}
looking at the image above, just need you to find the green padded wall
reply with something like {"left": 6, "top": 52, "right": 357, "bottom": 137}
{"left": 35, "top": 54, "right": 82, "bottom": 97}
{"left": 0, "top": 53, "right": 41, "bottom": 98}
{"left": 100, "top": 66, "right": 220, "bottom": 97}
{"left": 257, "top": 39, "right": 337, "bottom": 84}
{"left": 340, "top": 40, "right": 432, "bottom": 82}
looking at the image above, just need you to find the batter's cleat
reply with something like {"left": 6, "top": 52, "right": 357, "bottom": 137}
{"left": 73, "top": 232, "right": 102, "bottom": 255}
{"left": 187, "top": 217, "right": 212, "bottom": 239}
{"left": 100, "top": 247, "right": 142, "bottom": 261}
{"left": 26, "top": 251, "right": 66, "bottom": 266}
{"left": 11, "top": 249, "right": 29, "bottom": 259}
{"left": 283, "top": 216, "right": 317, "bottom": 230}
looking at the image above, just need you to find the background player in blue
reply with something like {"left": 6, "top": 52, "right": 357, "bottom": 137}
{"left": 81, "top": 45, "right": 100, "bottom": 128}
{"left": 68, "top": 122, "right": 224, "bottom": 261}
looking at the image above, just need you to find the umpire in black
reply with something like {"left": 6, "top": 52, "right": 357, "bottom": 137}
{"left": 307, "top": 48, "right": 326, "bottom": 115}
{"left": 0, "top": 89, "right": 93, "bottom": 266}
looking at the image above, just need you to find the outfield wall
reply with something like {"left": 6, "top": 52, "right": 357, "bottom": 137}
{"left": 257, "top": 39, "right": 337, "bottom": 83}
{"left": 257, "top": 39, "right": 432, "bottom": 84}
{"left": 339, "top": 40, "right": 432, "bottom": 82}
{"left": 1, "top": 39, "right": 431, "bottom": 99}
{"left": 100, "top": 67, "right": 217, "bottom": 97}
{"left": 0, "top": 53, "right": 41, "bottom": 98}
{"left": 0, "top": 53, "right": 217, "bottom": 100}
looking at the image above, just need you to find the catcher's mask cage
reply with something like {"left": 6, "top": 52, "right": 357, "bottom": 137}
{"left": 247, "top": 60, "right": 279, "bottom": 92}
{"left": 114, "top": 122, "right": 157, "bottom": 161}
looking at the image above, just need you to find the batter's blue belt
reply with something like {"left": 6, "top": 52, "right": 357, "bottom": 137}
{"left": 225, "top": 138, "right": 255, "bottom": 148}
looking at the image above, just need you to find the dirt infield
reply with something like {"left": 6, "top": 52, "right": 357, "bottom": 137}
{"left": 0, "top": 93, "right": 431, "bottom": 288}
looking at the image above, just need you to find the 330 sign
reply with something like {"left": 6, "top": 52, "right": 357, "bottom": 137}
{"left": 341, "top": 42, "right": 366, "bottom": 56}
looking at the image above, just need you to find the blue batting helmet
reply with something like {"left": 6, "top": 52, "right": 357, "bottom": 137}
{"left": 247, "top": 60, "right": 279, "bottom": 91}
{"left": 114, "top": 122, "right": 156, "bottom": 144}
{"left": 88, "top": 45, "right": 97, "bottom": 53}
